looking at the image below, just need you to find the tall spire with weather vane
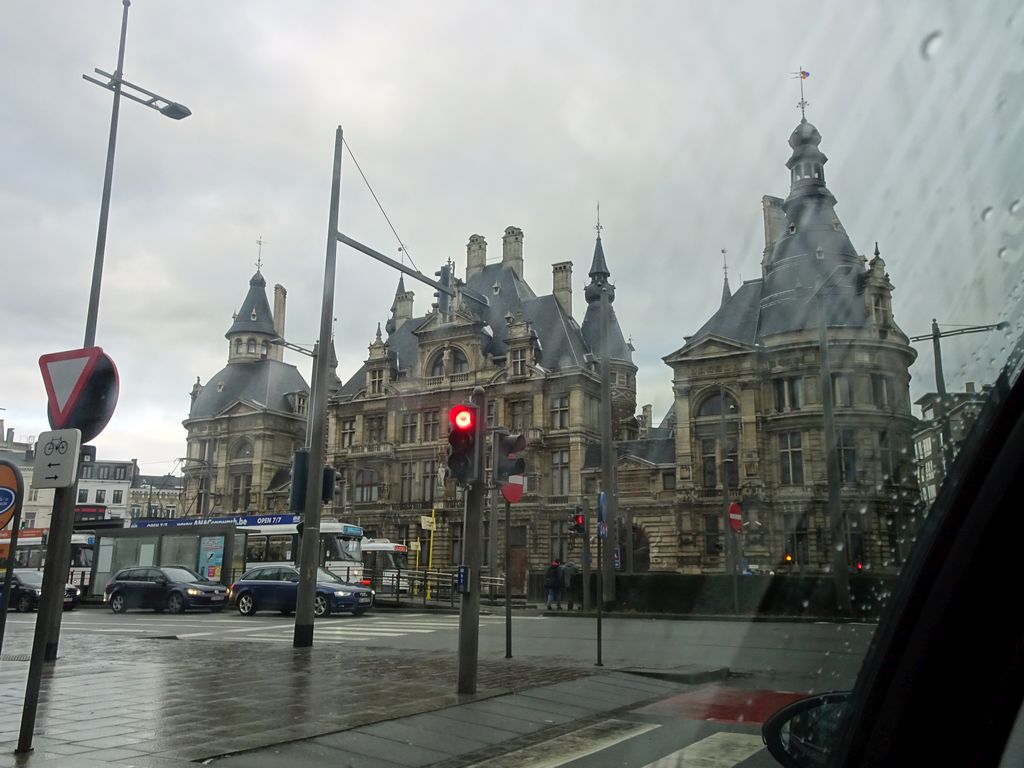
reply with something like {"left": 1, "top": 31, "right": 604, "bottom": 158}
{"left": 720, "top": 248, "right": 732, "bottom": 307}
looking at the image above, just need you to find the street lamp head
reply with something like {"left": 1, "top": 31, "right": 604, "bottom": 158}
{"left": 159, "top": 102, "right": 191, "bottom": 120}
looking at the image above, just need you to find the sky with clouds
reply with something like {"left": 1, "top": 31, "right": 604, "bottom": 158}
{"left": 3, "top": 1, "right": 1022, "bottom": 475}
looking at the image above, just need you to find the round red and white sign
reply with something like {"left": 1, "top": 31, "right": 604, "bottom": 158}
{"left": 728, "top": 502, "right": 743, "bottom": 532}
{"left": 501, "top": 474, "right": 525, "bottom": 504}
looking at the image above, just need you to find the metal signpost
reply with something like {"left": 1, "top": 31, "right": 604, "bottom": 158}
{"left": 596, "top": 491, "right": 606, "bottom": 667}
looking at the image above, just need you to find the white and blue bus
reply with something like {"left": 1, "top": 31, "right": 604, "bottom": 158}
{"left": 133, "top": 515, "right": 364, "bottom": 583}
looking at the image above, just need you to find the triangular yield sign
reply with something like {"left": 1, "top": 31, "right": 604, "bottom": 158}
{"left": 39, "top": 347, "right": 105, "bottom": 429}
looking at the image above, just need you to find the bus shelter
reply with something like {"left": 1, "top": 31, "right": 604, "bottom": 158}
{"left": 90, "top": 523, "right": 242, "bottom": 598}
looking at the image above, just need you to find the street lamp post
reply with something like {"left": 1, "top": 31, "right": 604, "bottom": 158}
{"left": 718, "top": 383, "right": 739, "bottom": 613}
{"left": 81, "top": 0, "right": 190, "bottom": 347}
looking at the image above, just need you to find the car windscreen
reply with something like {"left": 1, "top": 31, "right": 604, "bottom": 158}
{"left": 161, "top": 567, "right": 204, "bottom": 584}
{"left": 15, "top": 570, "right": 43, "bottom": 586}
{"left": 316, "top": 567, "right": 345, "bottom": 584}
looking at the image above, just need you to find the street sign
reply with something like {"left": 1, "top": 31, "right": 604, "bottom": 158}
{"left": 501, "top": 474, "right": 524, "bottom": 504}
{"left": 597, "top": 521, "right": 608, "bottom": 540}
{"left": 729, "top": 502, "right": 743, "bottom": 532}
{"left": 31, "top": 430, "right": 82, "bottom": 489}
{"left": 39, "top": 347, "right": 119, "bottom": 443}
{"left": 419, "top": 515, "right": 435, "bottom": 531}
{"left": 0, "top": 462, "right": 23, "bottom": 531}
{"left": 597, "top": 491, "right": 606, "bottom": 523}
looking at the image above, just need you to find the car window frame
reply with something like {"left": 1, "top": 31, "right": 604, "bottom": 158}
{"left": 835, "top": 349, "right": 1024, "bottom": 766}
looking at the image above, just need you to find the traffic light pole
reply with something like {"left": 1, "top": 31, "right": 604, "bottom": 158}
{"left": 581, "top": 497, "right": 591, "bottom": 611}
{"left": 456, "top": 386, "right": 486, "bottom": 695}
{"left": 504, "top": 498, "right": 512, "bottom": 659}
{"left": 294, "top": 126, "right": 342, "bottom": 649}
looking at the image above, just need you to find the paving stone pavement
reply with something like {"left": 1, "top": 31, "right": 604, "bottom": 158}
{"left": 0, "top": 630, "right": 604, "bottom": 767}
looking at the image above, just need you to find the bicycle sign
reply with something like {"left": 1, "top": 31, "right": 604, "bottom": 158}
{"left": 31, "top": 429, "right": 82, "bottom": 489}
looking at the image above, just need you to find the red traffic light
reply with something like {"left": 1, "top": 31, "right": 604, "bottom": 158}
{"left": 450, "top": 404, "right": 475, "bottom": 431}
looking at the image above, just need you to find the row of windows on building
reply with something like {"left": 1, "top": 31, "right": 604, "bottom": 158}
{"left": 698, "top": 428, "right": 907, "bottom": 489}
{"left": 770, "top": 373, "right": 898, "bottom": 413}
{"left": 235, "top": 338, "right": 269, "bottom": 356}
{"left": 78, "top": 464, "right": 129, "bottom": 481}
{"left": 338, "top": 395, "right": 578, "bottom": 448}
{"left": 129, "top": 505, "right": 178, "bottom": 519}
{"left": 77, "top": 488, "right": 124, "bottom": 504}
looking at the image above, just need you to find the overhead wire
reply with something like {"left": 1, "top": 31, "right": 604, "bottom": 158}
{"left": 342, "top": 136, "right": 418, "bottom": 274}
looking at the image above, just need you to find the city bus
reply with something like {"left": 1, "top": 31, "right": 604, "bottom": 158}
{"left": 360, "top": 538, "right": 410, "bottom": 593}
{"left": 240, "top": 518, "right": 364, "bottom": 583}
{"left": 132, "top": 514, "right": 364, "bottom": 583}
{"left": 0, "top": 529, "right": 96, "bottom": 589}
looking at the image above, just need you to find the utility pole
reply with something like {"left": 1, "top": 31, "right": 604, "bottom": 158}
{"left": 909, "top": 319, "right": 1008, "bottom": 474}
{"left": 456, "top": 386, "right": 486, "bottom": 694}
{"left": 598, "top": 283, "right": 617, "bottom": 604}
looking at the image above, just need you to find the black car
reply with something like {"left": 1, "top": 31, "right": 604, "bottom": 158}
{"left": 229, "top": 565, "right": 374, "bottom": 617}
{"left": 3, "top": 569, "right": 80, "bottom": 612}
{"left": 104, "top": 565, "right": 227, "bottom": 614}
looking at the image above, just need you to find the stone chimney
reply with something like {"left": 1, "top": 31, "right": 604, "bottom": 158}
{"left": 273, "top": 284, "right": 287, "bottom": 361}
{"left": 965, "top": 381, "right": 976, "bottom": 394}
{"left": 5, "top": 428, "right": 13, "bottom": 444}
{"left": 466, "top": 234, "right": 487, "bottom": 280}
{"left": 552, "top": 261, "right": 573, "bottom": 318}
{"left": 502, "top": 226, "right": 524, "bottom": 278}
{"left": 641, "top": 404, "right": 653, "bottom": 437}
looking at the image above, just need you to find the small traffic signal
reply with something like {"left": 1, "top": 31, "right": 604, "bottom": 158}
{"left": 493, "top": 430, "right": 527, "bottom": 484}
{"left": 571, "top": 509, "right": 586, "bottom": 534}
{"left": 447, "top": 403, "right": 480, "bottom": 484}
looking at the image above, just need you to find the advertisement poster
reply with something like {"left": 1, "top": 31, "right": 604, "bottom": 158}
{"left": 199, "top": 536, "right": 224, "bottom": 580}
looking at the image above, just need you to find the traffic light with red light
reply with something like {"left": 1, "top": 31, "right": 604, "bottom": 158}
{"left": 570, "top": 508, "right": 585, "bottom": 534}
{"left": 447, "top": 403, "right": 480, "bottom": 484}
{"left": 493, "top": 430, "right": 527, "bottom": 484}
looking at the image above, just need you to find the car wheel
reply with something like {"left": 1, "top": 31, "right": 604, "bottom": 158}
{"left": 237, "top": 592, "right": 256, "bottom": 616}
{"left": 313, "top": 594, "right": 329, "bottom": 618}
{"left": 16, "top": 594, "right": 33, "bottom": 613}
{"left": 110, "top": 591, "right": 127, "bottom": 613}
{"left": 167, "top": 592, "right": 186, "bottom": 614}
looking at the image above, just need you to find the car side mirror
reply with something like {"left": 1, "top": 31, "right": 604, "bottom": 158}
{"left": 762, "top": 691, "right": 850, "bottom": 767}
{"left": 155, "top": 577, "right": 168, "bottom": 586}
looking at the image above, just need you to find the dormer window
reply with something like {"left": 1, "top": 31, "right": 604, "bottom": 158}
{"left": 511, "top": 348, "right": 528, "bottom": 377}
{"left": 429, "top": 348, "right": 468, "bottom": 377}
{"left": 369, "top": 369, "right": 384, "bottom": 395}
{"left": 250, "top": 309, "right": 257, "bottom": 321}
{"left": 788, "top": 223, "right": 797, "bottom": 234}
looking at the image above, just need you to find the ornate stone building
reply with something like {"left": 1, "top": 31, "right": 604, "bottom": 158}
{"left": 323, "top": 227, "right": 636, "bottom": 591}
{"left": 181, "top": 270, "right": 312, "bottom": 517}
{"left": 588, "top": 116, "right": 921, "bottom": 576}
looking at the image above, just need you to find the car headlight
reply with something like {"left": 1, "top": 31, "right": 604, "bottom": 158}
{"left": 371, "top": 590, "right": 376, "bottom": 597}
{"left": 334, "top": 590, "right": 351, "bottom": 597}
{"left": 186, "top": 588, "right": 202, "bottom": 596}
{"left": 71, "top": 587, "right": 80, "bottom": 596}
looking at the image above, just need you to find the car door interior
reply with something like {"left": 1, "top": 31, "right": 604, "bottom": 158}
{"left": 835, "top": 348, "right": 1024, "bottom": 766}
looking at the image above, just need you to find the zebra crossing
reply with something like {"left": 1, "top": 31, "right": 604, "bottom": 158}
{"left": 222, "top": 613, "right": 510, "bottom": 644}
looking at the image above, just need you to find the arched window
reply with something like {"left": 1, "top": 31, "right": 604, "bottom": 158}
{"left": 430, "top": 348, "right": 469, "bottom": 377}
{"left": 260, "top": 341, "right": 268, "bottom": 356}
{"left": 697, "top": 392, "right": 739, "bottom": 417}
{"left": 247, "top": 338, "right": 256, "bottom": 354}
{"left": 231, "top": 439, "right": 253, "bottom": 460}
{"left": 235, "top": 339, "right": 243, "bottom": 354}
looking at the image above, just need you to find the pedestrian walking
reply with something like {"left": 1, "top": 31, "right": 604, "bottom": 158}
{"left": 559, "top": 560, "right": 578, "bottom": 610}
{"left": 544, "top": 559, "right": 561, "bottom": 610}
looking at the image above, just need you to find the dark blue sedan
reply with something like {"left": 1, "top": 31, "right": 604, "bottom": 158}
{"left": 229, "top": 565, "right": 374, "bottom": 617}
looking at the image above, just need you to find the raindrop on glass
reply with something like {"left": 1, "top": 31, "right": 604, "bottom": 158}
{"left": 801, "top": 599, "right": 810, "bottom": 608}
{"left": 1011, "top": 199, "right": 1022, "bottom": 215}
{"left": 921, "top": 30, "right": 943, "bottom": 59}
{"left": 981, "top": 206, "right": 994, "bottom": 221}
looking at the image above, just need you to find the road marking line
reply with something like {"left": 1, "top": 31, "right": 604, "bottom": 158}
{"left": 464, "top": 719, "right": 660, "bottom": 768}
{"left": 640, "top": 731, "right": 764, "bottom": 767}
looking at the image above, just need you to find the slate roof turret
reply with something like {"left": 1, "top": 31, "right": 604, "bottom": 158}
{"left": 226, "top": 270, "right": 277, "bottom": 338}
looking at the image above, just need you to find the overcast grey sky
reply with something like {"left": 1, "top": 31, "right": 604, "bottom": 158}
{"left": 3, "top": 2, "right": 1022, "bottom": 475}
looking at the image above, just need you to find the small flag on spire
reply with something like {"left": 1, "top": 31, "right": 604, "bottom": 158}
{"left": 799, "top": 69, "right": 810, "bottom": 79}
